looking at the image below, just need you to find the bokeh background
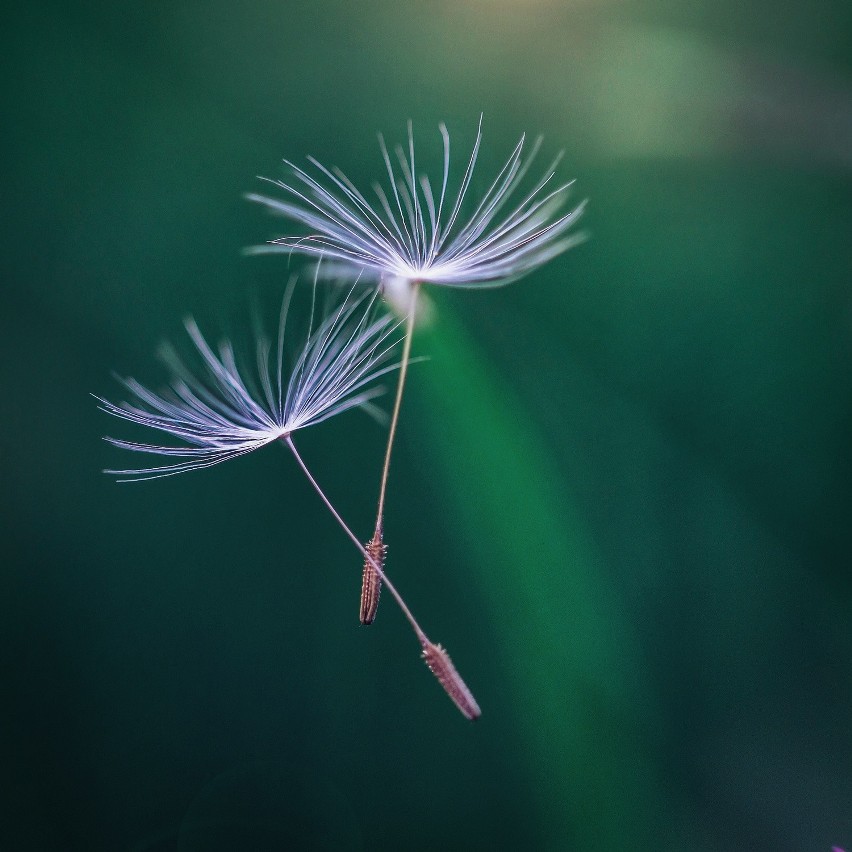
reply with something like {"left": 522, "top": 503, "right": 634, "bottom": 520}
{"left": 2, "top": 1, "right": 851, "bottom": 850}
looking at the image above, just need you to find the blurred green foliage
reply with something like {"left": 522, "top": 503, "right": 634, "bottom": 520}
{"left": 1, "top": 1, "right": 850, "bottom": 850}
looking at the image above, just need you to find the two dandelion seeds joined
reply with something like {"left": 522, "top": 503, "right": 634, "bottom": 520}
{"left": 100, "top": 118, "right": 585, "bottom": 720}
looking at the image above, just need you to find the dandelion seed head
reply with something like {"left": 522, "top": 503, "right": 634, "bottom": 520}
{"left": 247, "top": 117, "right": 586, "bottom": 292}
{"left": 96, "top": 285, "right": 400, "bottom": 481}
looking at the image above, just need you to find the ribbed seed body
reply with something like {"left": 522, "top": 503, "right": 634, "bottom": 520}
{"left": 360, "top": 530, "right": 387, "bottom": 624}
{"left": 421, "top": 641, "right": 481, "bottom": 720}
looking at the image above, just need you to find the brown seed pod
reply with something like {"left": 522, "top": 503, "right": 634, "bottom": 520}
{"left": 422, "top": 641, "right": 481, "bottom": 720}
{"left": 360, "top": 529, "right": 387, "bottom": 624}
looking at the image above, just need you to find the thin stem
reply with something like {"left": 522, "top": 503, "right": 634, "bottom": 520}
{"left": 284, "top": 433, "right": 482, "bottom": 721}
{"left": 284, "top": 435, "right": 427, "bottom": 645}
{"left": 374, "top": 280, "right": 420, "bottom": 527}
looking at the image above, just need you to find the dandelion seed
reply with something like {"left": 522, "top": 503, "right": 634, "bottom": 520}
{"left": 421, "top": 641, "right": 481, "bottom": 721}
{"left": 248, "top": 117, "right": 586, "bottom": 625}
{"left": 247, "top": 116, "right": 586, "bottom": 293}
{"left": 96, "top": 282, "right": 398, "bottom": 481}
{"left": 97, "top": 283, "right": 480, "bottom": 719}
{"left": 360, "top": 525, "right": 386, "bottom": 625}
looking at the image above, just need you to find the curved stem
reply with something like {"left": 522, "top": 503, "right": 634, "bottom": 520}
{"left": 284, "top": 435, "right": 427, "bottom": 645}
{"left": 374, "top": 281, "right": 420, "bottom": 528}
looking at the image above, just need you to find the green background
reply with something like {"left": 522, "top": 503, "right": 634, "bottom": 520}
{"left": 2, "top": 2, "right": 851, "bottom": 850}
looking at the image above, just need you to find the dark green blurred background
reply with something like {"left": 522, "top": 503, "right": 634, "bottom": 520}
{"left": 2, "top": 2, "right": 851, "bottom": 850}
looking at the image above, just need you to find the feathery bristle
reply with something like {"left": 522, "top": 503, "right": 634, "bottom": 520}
{"left": 421, "top": 641, "right": 481, "bottom": 721}
{"left": 248, "top": 117, "right": 585, "bottom": 290}
{"left": 98, "top": 286, "right": 401, "bottom": 481}
{"left": 360, "top": 528, "right": 387, "bottom": 624}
